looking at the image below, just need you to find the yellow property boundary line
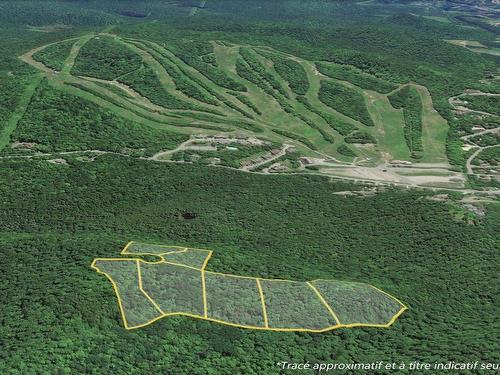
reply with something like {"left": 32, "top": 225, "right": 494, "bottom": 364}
{"left": 91, "top": 241, "right": 408, "bottom": 332}
{"left": 256, "top": 278, "right": 269, "bottom": 328}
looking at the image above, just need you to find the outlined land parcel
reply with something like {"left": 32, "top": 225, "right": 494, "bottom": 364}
{"left": 92, "top": 242, "right": 407, "bottom": 332}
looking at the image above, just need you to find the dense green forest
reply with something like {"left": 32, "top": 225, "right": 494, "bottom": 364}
{"left": 473, "top": 147, "right": 500, "bottom": 166}
{"left": 317, "top": 62, "right": 397, "bottom": 94}
{"left": 0, "top": 0, "right": 499, "bottom": 373}
{"left": 319, "top": 81, "right": 375, "bottom": 127}
{"left": 5, "top": 81, "right": 187, "bottom": 156}
{"left": 271, "top": 56, "right": 310, "bottom": 95}
{"left": 1, "top": 156, "right": 498, "bottom": 373}
{"left": 32, "top": 39, "right": 75, "bottom": 71}
{"left": 72, "top": 36, "right": 143, "bottom": 80}
{"left": 464, "top": 95, "right": 500, "bottom": 117}
{"left": 171, "top": 142, "right": 276, "bottom": 169}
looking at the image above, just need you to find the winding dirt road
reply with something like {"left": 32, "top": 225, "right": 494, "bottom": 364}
{"left": 465, "top": 145, "right": 499, "bottom": 175}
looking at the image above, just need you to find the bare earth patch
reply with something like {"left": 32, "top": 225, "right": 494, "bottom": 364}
{"left": 27, "top": 24, "right": 72, "bottom": 33}
{"left": 47, "top": 158, "right": 69, "bottom": 166}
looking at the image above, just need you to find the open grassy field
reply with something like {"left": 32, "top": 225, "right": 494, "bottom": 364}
{"left": 415, "top": 85, "right": 449, "bottom": 164}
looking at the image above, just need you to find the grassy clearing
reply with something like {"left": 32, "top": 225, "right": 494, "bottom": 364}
{"left": 365, "top": 91, "right": 410, "bottom": 161}
{"left": 388, "top": 86, "right": 424, "bottom": 159}
{"left": 446, "top": 40, "right": 500, "bottom": 56}
{"left": 415, "top": 85, "right": 449, "bottom": 164}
